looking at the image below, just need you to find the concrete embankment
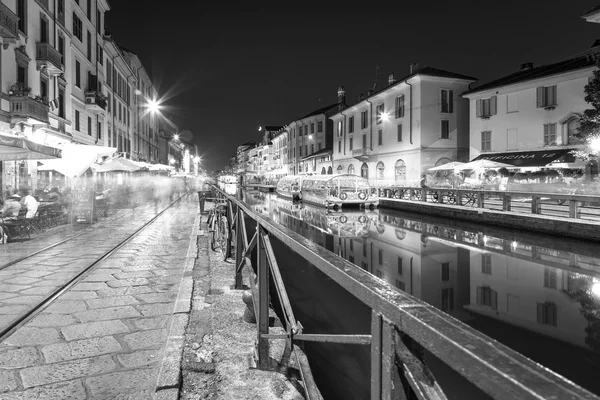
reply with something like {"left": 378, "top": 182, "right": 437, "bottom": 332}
{"left": 378, "top": 198, "right": 600, "bottom": 243}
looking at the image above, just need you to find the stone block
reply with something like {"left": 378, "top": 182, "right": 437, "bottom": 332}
{"left": 20, "top": 354, "right": 117, "bottom": 388}
{"left": 62, "top": 320, "right": 130, "bottom": 341}
{"left": 122, "top": 329, "right": 167, "bottom": 351}
{"left": 75, "top": 306, "right": 141, "bottom": 323}
{"left": 0, "top": 347, "right": 40, "bottom": 369}
{"left": 85, "top": 368, "right": 156, "bottom": 398}
{"left": 4, "top": 327, "right": 61, "bottom": 346}
{"left": 42, "top": 336, "right": 122, "bottom": 363}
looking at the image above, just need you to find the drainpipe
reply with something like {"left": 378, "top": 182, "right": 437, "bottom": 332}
{"left": 112, "top": 54, "right": 117, "bottom": 152}
{"left": 404, "top": 78, "right": 413, "bottom": 145}
{"left": 339, "top": 110, "right": 347, "bottom": 157}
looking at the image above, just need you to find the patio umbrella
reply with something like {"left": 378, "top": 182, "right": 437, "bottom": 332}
{"left": 93, "top": 157, "right": 144, "bottom": 173}
{"left": 427, "top": 161, "right": 465, "bottom": 171}
{"left": 149, "top": 163, "right": 174, "bottom": 172}
{"left": 456, "top": 159, "right": 515, "bottom": 171}
{"left": 38, "top": 144, "right": 116, "bottom": 177}
{"left": 0, "top": 133, "right": 62, "bottom": 161}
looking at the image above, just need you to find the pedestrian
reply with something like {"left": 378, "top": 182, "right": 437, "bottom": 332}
{"left": 19, "top": 189, "right": 39, "bottom": 219}
{"left": 420, "top": 174, "right": 429, "bottom": 189}
{"left": 0, "top": 194, "right": 21, "bottom": 220}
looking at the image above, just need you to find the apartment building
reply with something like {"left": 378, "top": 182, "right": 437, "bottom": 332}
{"left": 461, "top": 45, "right": 597, "bottom": 172}
{"left": 331, "top": 66, "right": 475, "bottom": 186}
{"left": 287, "top": 101, "right": 337, "bottom": 175}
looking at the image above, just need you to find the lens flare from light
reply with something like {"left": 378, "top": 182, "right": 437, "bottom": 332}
{"left": 148, "top": 99, "right": 161, "bottom": 113}
{"left": 592, "top": 279, "right": 600, "bottom": 299}
{"left": 380, "top": 111, "right": 390, "bottom": 122}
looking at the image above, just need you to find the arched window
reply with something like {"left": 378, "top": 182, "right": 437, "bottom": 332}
{"left": 361, "top": 163, "right": 369, "bottom": 179}
{"left": 337, "top": 165, "right": 343, "bottom": 174}
{"left": 348, "top": 164, "right": 355, "bottom": 175}
{"left": 376, "top": 161, "right": 385, "bottom": 180}
{"left": 321, "top": 167, "right": 326, "bottom": 174}
{"left": 435, "top": 157, "right": 452, "bottom": 166}
{"left": 327, "top": 166, "right": 333, "bottom": 174}
{"left": 395, "top": 159, "right": 406, "bottom": 182}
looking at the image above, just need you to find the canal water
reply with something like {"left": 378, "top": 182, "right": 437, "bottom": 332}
{"left": 232, "top": 185, "right": 600, "bottom": 400}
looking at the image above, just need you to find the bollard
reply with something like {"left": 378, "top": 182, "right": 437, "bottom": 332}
{"left": 242, "top": 290, "right": 256, "bottom": 323}
{"left": 198, "top": 191, "right": 206, "bottom": 214}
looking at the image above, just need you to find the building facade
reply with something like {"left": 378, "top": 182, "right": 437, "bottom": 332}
{"left": 461, "top": 48, "right": 597, "bottom": 173}
{"left": 331, "top": 66, "right": 475, "bottom": 186}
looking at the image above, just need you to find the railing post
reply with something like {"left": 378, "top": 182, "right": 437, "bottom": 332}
{"left": 421, "top": 189, "right": 427, "bottom": 202}
{"left": 502, "top": 193, "right": 511, "bottom": 211}
{"left": 234, "top": 206, "right": 243, "bottom": 289}
{"left": 531, "top": 195, "right": 541, "bottom": 214}
{"left": 477, "top": 192, "right": 484, "bottom": 208}
{"left": 256, "top": 225, "right": 270, "bottom": 370}
{"left": 569, "top": 199, "right": 579, "bottom": 219}
{"left": 371, "top": 311, "right": 404, "bottom": 400}
{"left": 456, "top": 190, "right": 463, "bottom": 206}
{"left": 371, "top": 311, "right": 382, "bottom": 399}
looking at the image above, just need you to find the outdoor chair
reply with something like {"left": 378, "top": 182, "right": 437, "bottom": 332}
{"left": 1, "top": 208, "right": 30, "bottom": 241}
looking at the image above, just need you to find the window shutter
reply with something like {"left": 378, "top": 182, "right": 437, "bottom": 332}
{"left": 536, "top": 87, "right": 543, "bottom": 108}
{"left": 401, "top": 95, "right": 405, "bottom": 117}
{"left": 476, "top": 99, "right": 482, "bottom": 117}
{"left": 491, "top": 289, "right": 498, "bottom": 310}
{"left": 476, "top": 286, "right": 482, "bottom": 304}
{"left": 551, "top": 85, "right": 557, "bottom": 106}
{"left": 491, "top": 96, "right": 497, "bottom": 115}
{"left": 449, "top": 90, "right": 454, "bottom": 113}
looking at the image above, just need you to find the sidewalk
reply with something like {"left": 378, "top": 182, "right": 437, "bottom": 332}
{"left": 176, "top": 203, "right": 303, "bottom": 400}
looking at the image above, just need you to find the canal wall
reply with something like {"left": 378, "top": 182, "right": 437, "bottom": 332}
{"left": 378, "top": 198, "right": 600, "bottom": 243}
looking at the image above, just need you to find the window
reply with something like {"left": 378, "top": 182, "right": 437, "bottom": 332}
{"left": 441, "top": 288, "right": 454, "bottom": 312}
{"left": 40, "top": 16, "right": 48, "bottom": 43}
{"left": 397, "top": 257, "right": 403, "bottom": 275}
{"left": 476, "top": 286, "right": 497, "bottom": 310}
{"left": 17, "top": 66, "right": 26, "bottom": 86}
{"left": 361, "top": 110, "right": 368, "bottom": 129}
{"left": 98, "top": 121, "right": 102, "bottom": 139}
{"left": 482, "top": 254, "right": 492, "bottom": 274}
{"left": 73, "top": 13, "right": 83, "bottom": 41}
{"left": 397, "top": 124, "right": 403, "bottom": 142}
{"left": 361, "top": 163, "right": 368, "bottom": 179}
{"left": 16, "top": 0, "right": 26, "bottom": 33}
{"left": 441, "top": 89, "right": 454, "bottom": 113}
{"left": 97, "top": 44, "right": 103, "bottom": 65}
{"left": 378, "top": 129, "right": 382, "bottom": 145}
{"left": 441, "top": 262, "right": 450, "bottom": 281}
{"left": 97, "top": 10, "right": 102, "bottom": 32}
{"left": 507, "top": 93, "right": 518, "bottom": 113}
{"left": 311, "top": 144, "right": 314, "bottom": 154}
{"left": 58, "top": 89, "right": 65, "bottom": 118}
{"left": 338, "top": 141, "right": 341, "bottom": 153}
{"left": 376, "top": 161, "right": 384, "bottom": 179}
{"left": 348, "top": 164, "right": 354, "bottom": 174}
{"left": 305, "top": 145, "right": 308, "bottom": 155}
{"left": 310, "top": 123, "right": 315, "bottom": 133}
{"left": 87, "top": 0, "right": 91, "bottom": 19}
{"left": 476, "top": 96, "right": 497, "bottom": 118}
{"left": 566, "top": 117, "right": 582, "bottom": 144}
{"left": 349, "top": 137, "right": 353, "bottom": 150}
{"left": 88, "top": 116, "right": 92, "bottom": 136}
{"left": 58, "top": 35, "right": 65, "bottom": 64}
{"left": 317, "top": 121, "right": 323, "bottom": 132}
{"left": 362, "top": 134, "right": 367, "bottom": 149}
{"left": 75, "top": 60, "right": 81, "bottom": 87}
{"left": 87, "top": 30, "right": 92, "bottom": 60}
{"left": 481, "top": 131, "right": 491, "bottom": 152}
{"left": 395, "top": 95, "right": 405, "bottom": 118}
{"left": 395, "top": 160, "right": 406, "bottom": 181}
{"left": 40, "top": 77, "right": 48, "bottom": 100}
{"left": 75, "top": 110, "right": 80, "bottom": 131}
{"left": 537, "top": 302, "right": 557, "bottom": 326}
{"left": 337, "top": 120, "right": 343, "bottom": 136}
{"left": 376, "top": 103, "right": 385, "bottom": 124}
{"left": 348, "top": 116, "right": 354, "bottom": 133}
{"left": 537, "top": 85, "right": 557, "bottom": 108}
{"left": 396, "top": 280, "right": 406, "bottom": 291}
{"left": 543, "top": 123, "right": 557, "bottom": 146}
{"left": 544, "top": 268, "right": 557, "bottom": 289}
{"left": 378, "top": 249, "right": 383, "bottom": 265}
{"left": 441, "top": 120, "right": 450, "bottom": 139}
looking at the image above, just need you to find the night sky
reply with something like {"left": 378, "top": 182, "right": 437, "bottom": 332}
{"left": 107, "top": 1, "right": 600, "bottom": 172}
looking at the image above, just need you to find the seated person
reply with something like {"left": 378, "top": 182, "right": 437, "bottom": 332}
{"left": 0, "top": 195, "right": 22, "bottom": 220}
{"left": 48, "top": 187, "right": 62, "bottom": 202}
{"left": 19, "top": 189, "right": 39, "bottom": 219}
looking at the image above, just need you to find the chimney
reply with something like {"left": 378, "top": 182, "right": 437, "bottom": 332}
{"left": 520, "top": 62, "right": 533, "bottom": 71}
{"left": 357, "top": 93, "right": 364, "bottom": 102}
{"left": 337, "top": 85, "right": 346, "bottom": 104}
{"left": 410, "top": 63, "right": 420, "bottom": 74}
{"left": 367, "top": 90, "right": 372, "bottom": 96}
{"left": 388, "top": 73, "right": 396, "bottom": 85}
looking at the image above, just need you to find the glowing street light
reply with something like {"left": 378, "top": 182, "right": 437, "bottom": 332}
{"left": 173, "top": 133, "right": 180, "bottom": 141}
{"left": 147, "top": 99, "right": 161, "bottom": 114}
{"left": 308, "top": 134, "right": 313, "bottom": 140}
{"left": 590, "top": 136, "right": 600, "bottom": 154}
{"left": 380, "top": 111, "right": 390, "bottom": 122}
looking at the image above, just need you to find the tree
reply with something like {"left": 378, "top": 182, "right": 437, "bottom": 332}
{"left": 573, "top": 58, "right": 600, "bottom": 164}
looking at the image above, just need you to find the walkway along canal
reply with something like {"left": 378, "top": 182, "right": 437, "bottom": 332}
{"left": 217, "top": 184, "right": 600, "bottom": 400}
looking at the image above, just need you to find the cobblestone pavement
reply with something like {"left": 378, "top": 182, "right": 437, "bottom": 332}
{"left": 0, "top": 194, "right": 199, "bottom": 399}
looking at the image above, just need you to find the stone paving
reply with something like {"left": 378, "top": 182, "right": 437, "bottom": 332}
{"left": 0, "top": 195, "right": 199, "bottom": 399}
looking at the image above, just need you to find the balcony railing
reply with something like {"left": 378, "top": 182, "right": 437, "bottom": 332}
{"left": 0, "top": 2, "right": 19, "bottom": 40}
{"left": 10, "top": 95, "right": 50, "bottom": 124}
{"left": 352, "top": 148, "right": 372, "bottom": 161}
{"left": 36, "top": 42, "right": 63, "bottom": 75}
{"left": 36, "top": 0, "right": 49, "bottom": 10}
{"left": 85, "top": 91, "right": 107, "bottom": 113}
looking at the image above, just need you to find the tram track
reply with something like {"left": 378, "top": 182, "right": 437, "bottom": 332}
{"left": 0, "top": 193, "right": 189, "bottom": 343}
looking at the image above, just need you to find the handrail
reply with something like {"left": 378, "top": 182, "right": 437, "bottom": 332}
{"left": 212, "top": 185, "right": 600, "bottom": 400}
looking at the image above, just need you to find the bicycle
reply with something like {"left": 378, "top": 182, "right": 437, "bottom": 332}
{"left": 206, "top": 197, "right": 231, "bottom": 260}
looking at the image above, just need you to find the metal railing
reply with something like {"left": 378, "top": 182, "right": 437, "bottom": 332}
{"left": 212, "top": 185, "right": 600, "bottom": 400}
{"left": 0, "top": 2, "right": 19, "bottom": 39}
{"left": 36, "top": 42, "right": 63, "bottom": 72}
{"left": 377, "top": 186, "right": 600, "bottom": 221}
{"left": 10, "top": 95, "right": 50, "bottom": 123}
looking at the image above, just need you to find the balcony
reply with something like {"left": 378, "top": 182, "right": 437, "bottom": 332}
{"left": 10, "top": 95, "right": 50, "bottom": 125}
{"left": 0, "top": 2, "right": 18, "bottom": 45}
{"left": 85, "top": 91, "right": 107, "bottom": 113}
{"left": 36, "top": 42, "right": 63, "bottom": 76}
{"left": 352, "top": 148, "right": 372, "bottom": 161}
